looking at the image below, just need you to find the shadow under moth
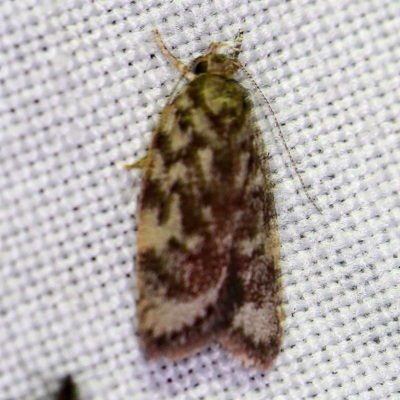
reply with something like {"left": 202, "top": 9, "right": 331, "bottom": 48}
{"left": 128, "top": 29, "right": 284, "bottom": 370}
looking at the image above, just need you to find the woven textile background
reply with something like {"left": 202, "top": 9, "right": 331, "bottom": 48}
{"left": 1, "top": 0, "right": 399, "bottom": 399}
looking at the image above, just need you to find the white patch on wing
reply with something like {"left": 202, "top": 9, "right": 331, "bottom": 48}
{"left": 232, "top": 302, "right": 277, "bottom": 344}
{"left": 150, "top": 150, "right": 165, "bottom": 178}
{"left": 142, "top": 269, "right": 227, "bottom": 336}
{"left": 139, "top": 194, "right": 183, "bottom": 252}
{"left": 232, "top": 151, "right": 249, "bottom": 189}
{"left": 191, "top": 109, "right": 217, "bottom": 141}
{"left": 197, "top": 147, "right": 214, "bottom": 181}
{"left": 167, "top": 161, "right": 189, "bottom": 186}
{"left": 238, "top": 233, "right": 265, "bottom": 257}
{"left": 170, "top": 123, "right": 191, "bottom": 153}
{"left": 174, "top": 90, "right": 194, "bottom": 111}
{"left": 186, "top": 234, "right": 204, "bottom": 252}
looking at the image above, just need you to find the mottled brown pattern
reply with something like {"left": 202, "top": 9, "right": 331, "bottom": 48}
{"left": 135, "top": 37, "right": 283, "bottom": 369}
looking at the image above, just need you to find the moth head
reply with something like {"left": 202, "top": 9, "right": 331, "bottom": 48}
{"left": 191, "top": 54, "right": 239, "bottom": 78}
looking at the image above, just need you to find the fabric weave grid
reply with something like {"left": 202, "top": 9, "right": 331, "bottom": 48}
{"left": 0, "top": 0, "right": 399, "bottom": 399}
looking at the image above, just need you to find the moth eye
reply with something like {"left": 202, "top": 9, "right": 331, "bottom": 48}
{"left": 192, "top": 61, "right": 208, "bottom": 75}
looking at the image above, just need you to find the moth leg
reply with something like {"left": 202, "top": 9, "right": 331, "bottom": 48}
{"left": 153, "top": 30, "right": 196, "bottom": 80}
{"left": 124, "top": 156, "right": 147, "bottom": 170}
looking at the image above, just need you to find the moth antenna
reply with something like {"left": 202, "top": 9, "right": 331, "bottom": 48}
{"left": 233, "top": 29, "right": 244, "bottom": 58}
{"left": 207, "top": 29, "right": 243, "bottom": 55}
{"left": 235, "top": 60, "right": 322, "bottom": 214}
{"left": 153, "top": 29, "right": 196, "bottom": 80}
{"left": 164, "top": 74, "right": 185, "bottom": 104}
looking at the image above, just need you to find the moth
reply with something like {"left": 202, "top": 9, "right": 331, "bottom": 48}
{"left": 128, "top": 30, "right": 284, "bottom": 369}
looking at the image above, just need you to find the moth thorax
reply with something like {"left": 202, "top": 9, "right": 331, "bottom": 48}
{"left": 192, "top": 54, "right": 239, "bottom": 78}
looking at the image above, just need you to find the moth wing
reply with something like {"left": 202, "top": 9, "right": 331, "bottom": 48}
{"left": 219, "top": 128, "right": 284, "bottom": 369}
{"left": 136, "top": 81, "right": 248, "bottom": 359}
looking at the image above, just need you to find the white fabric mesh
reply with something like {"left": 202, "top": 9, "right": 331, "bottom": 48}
{"left": 0, "top": 0, "right": 399, "bottom": 399}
